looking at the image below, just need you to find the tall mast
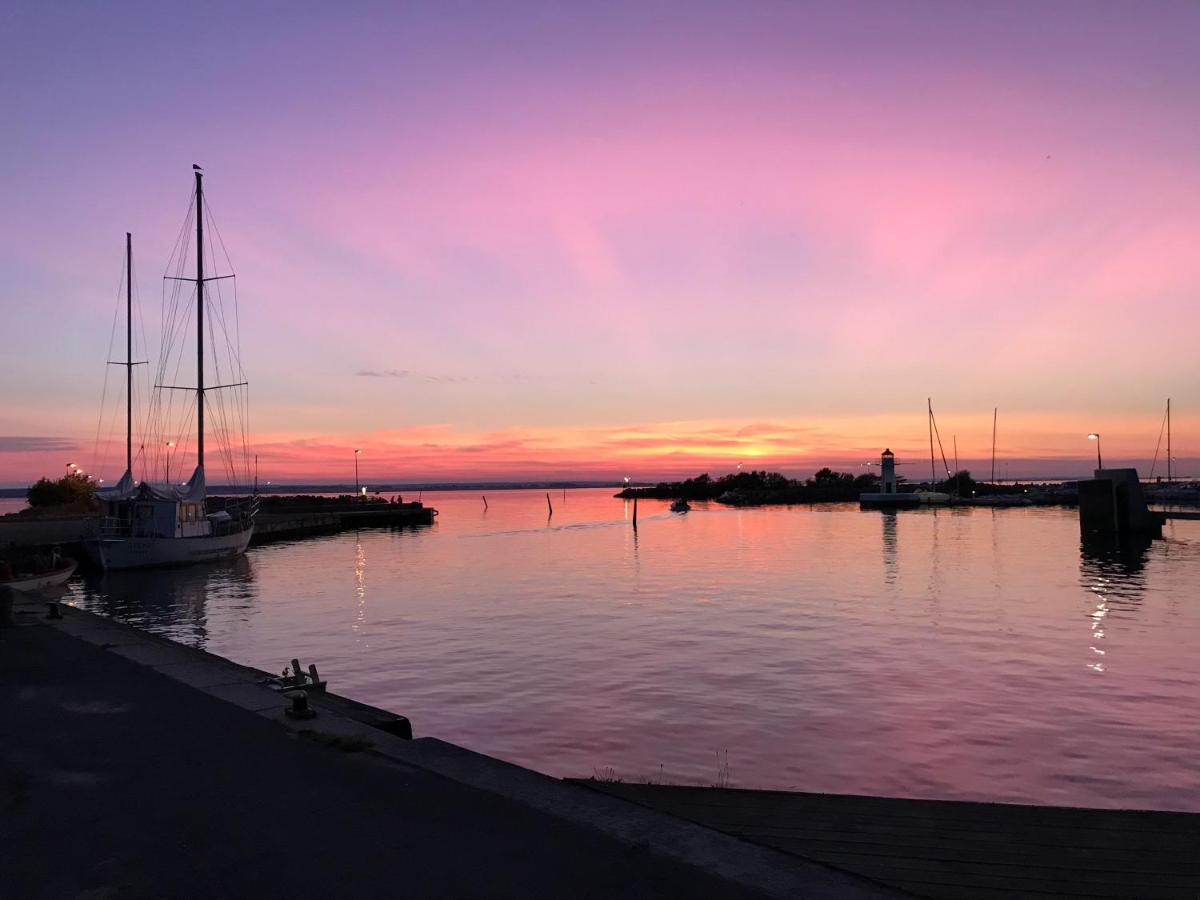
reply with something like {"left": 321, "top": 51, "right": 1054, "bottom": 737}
{"left": 1167, "top": 398, "right": 1172, "bottom": 483}
{"left": 991, "top": 407, "right": 997, "bottom": 484}
{"left": 928, "top": 398, "right": 936, "bottom": 485}
{"left": 126, "top": 232, "right": 133, "bottom": 474}
{"left": 195, "top": 168, "right": 205, "bottom": 471}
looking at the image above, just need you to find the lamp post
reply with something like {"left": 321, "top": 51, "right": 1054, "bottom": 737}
{"left": 354, "top": 449, "right": 362, "bottom": 497}
{"left": 165, "top": 441, "right": 175, "bottom": 484}
{"left": 1087, "top": 433, "right": 1102, "bottom": 470}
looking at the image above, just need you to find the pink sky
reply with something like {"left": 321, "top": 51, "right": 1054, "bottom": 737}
{"left": 2, "top": 3, "right": 1198, "bottom": 485}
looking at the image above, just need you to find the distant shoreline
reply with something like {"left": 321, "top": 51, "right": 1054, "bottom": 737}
{"left": 0, "top": 480, "right": 650, "bottom": 499}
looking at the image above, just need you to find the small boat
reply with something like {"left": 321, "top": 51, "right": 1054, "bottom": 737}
{"left": 670, "top": 498, "right": 691, "bottom": 513}
{"left": 1, "top": 553, "right": 78, "bottom": 592}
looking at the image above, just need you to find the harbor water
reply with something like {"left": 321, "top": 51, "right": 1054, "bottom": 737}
{"left": 68, "top": 488, "right": 1200, "bottom": 811}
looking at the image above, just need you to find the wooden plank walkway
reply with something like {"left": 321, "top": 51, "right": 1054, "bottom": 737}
{"left": 575, "top": 783, "right": 1200, "bottom": 899}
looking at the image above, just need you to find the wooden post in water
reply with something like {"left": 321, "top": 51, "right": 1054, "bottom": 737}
{"left": 482, "top": 495, "right": 488, "bottom": 510}
{"left": 546, "top": 492, "right": 553, "bottom": 516}
{"left": 632, "top": 495, "right": 638, "bottom": 530}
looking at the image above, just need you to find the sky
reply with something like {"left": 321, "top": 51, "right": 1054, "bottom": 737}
{"left": 2, "top": 1, "right": 1199, "bottom": 485}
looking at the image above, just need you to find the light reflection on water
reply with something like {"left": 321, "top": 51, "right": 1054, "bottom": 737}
{"left": 68, "top": 489, "right": 1200, "bottom": 811}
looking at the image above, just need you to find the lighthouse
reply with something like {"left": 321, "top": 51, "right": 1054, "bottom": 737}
{"left": 860, "top": 448, "right": 920, "bottom": 508}
{"left": 881, "top": 449, "right": 896, "bottom": 494}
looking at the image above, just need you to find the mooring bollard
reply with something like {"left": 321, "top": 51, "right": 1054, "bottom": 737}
{"left": 283, "top": 690, "right": 316, "bottom": 720}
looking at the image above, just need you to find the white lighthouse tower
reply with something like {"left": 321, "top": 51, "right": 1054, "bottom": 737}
{"left": 880, "top": 448, "right": 897, "bottom": 494}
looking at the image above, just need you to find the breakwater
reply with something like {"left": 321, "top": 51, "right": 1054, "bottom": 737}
{"left": 0, "top": 499, "right": 436, "bottom": 556}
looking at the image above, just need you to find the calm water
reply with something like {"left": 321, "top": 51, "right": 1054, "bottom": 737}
{"left": 67, "top": 488, "right": 1200, "bottom": 811}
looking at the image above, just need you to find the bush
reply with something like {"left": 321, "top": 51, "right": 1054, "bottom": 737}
{"left": 26, "top": 472, "right": 97, "bottom": 508}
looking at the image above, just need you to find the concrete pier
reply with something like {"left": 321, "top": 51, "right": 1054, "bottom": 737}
{"left": 0, "top": 599, "right": 886, "bottom": 899}
{"left": 6, "top": 599, "right": 1197, "bottom": 897}
{"left": 582, "top": 783, "right": 1200, "bottom": 899}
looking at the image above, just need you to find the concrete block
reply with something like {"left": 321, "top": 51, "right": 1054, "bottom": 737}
{"left": 200, "top": 682, "right": 285, "bottom": 712}
{"left": 153, "top": 661, "right": 254, "bottom": 689}
{"left": 111, "top": 642, "right": 198, "bottom": 667}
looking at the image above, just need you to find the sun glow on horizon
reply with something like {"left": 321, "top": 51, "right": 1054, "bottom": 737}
{"left": 2, "top": 5, "right": 1199, "bottom": 486}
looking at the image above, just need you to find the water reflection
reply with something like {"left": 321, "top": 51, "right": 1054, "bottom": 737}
{"left": 353, "top": 534, "right": 367, "bottom": 637}
{"left": 58, "top": 491, "right": 1200, "bottom": 811}
{"left": 70, "top": 555, "right": 256, "bottom": 648}
{"left": 880, "top": 511, "right": 898, "bottom": 586}
{"left": 1078, "top": 534, "right": 1153, "bottom": 673}
{"left": 1080, "top": 534, "right": 1152, "bottom": 591}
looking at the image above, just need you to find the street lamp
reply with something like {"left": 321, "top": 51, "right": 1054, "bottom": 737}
{"left": 1087, "top": 433, "right": 1102, "bottom": 470}
{"left": 165, "top": 441, "right": 175, "bottom": 484}
{"left": 354, "top": 449, "right": 362, "bottom": 497}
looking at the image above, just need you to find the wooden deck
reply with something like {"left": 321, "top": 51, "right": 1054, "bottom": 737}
{"left": 575, "top": 782, "right": 1200, "bottom": 899}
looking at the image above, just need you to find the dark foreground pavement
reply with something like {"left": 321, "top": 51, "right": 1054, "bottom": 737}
{"left": 0, "top": 602, "right": 889, "bottom": 899}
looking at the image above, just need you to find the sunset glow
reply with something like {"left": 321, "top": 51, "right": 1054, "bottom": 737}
{"left": 3, "top": 3, "right": 1199, "bottom": 485}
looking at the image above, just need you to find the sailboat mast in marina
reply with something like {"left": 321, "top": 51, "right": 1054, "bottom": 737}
{"left": 85, "top": 168, "right": 258, "bottom": 570}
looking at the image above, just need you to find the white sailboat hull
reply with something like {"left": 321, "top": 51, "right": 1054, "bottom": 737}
{"left": 84, "top": 527, "right": 253, "bottom": 571}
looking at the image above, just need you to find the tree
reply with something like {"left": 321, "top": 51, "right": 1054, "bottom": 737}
{"left": 26, "top": 472, "right": 97, "bottom": 508}
{"left": 937, "top": 469, "right": 977, "bottom": 497}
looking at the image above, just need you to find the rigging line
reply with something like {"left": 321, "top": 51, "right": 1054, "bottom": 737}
{"left": 204, "top": 204, "right": 248, "bottom": 382}
{"left": 929, "top": 408, "right": 952, "bottom": 479}
{"left": 93, "top": 249, "right": 130, "bottom": 473}
{"left": 163, "top": 192, "right": 195, "bottom": 279}
{"left": 1149, "top": 404, "right": 1169, "bottom": 480}
{"left": 160, "top": 202, "right": 193, "bottom": 361}
{"left": 209, "top": 292, "right": 244, "bottom": 376}
{"left": 131, "top": 250, "right": 153, "bottom": 461}
{"left": 205, "top": 198, "right": 237, "bottom": 276}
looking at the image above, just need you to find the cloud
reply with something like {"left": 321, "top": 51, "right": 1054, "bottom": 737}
{"left": 354, "top": 369, "right": 596, "bottom": 385}
{"left": 355, "top": 368, "right": 470, "bottom": 383}
{"left": 0, "top": 436, "right": 79, "bottom": 453}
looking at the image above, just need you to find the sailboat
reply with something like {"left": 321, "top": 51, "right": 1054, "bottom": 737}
{"left": 914, "top": 398, "right": 951, "bottom": 505}
{"left": 84, "top": 169, "right": 257, "bottom": 570}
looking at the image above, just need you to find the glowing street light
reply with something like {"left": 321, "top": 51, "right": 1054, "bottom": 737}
{"left": 1087, "top": 433, "right": 1103, "bottom": 470}
{"left": 165, "top": 441, "right": 175, "bottom": 483}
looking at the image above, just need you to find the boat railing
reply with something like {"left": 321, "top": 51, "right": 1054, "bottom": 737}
{"left": 208, "top": 496, "right": 259, "bottom": 536}
{"left": 97, "top": 516, "right": 133, "bottom": 539}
